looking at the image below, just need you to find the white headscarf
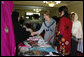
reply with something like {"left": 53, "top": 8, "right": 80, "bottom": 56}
{"left": 74, "top": 13, "right": 78, "bottom": 22}
{"left": 72, "top": 13, "right": 83, "bottom": 39}
{"left": 71, "top": 12, "right": 83, "bottom": 53}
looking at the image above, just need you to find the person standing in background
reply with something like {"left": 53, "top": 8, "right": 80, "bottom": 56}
{"left": 71, "top": 12, "right": 83, "bottom": 55}
{"left": 19, "top": 16, "right": 24, "bottom": 27}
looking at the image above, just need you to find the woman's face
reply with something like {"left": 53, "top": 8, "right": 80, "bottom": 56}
{"left": 71, "top": 14, "right": 75, "bottom": 21}
{"left": 43, "top": 14, "right": 49, "bottom": 21}
{"left": 18, "top": 16, "right": 20, "bottom": 22}
{"left": 59, "top": 11, "right": 64, "bottom": 17}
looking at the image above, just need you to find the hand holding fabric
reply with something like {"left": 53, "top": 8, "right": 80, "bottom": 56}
{"left": 31, "top": 32, "right": 38, "bottom": 36}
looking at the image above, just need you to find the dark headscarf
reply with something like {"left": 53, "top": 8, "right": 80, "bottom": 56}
{"left": 11, "top": 11, "right": 31, "bottom": 44}
{"left": 58, "top": 6, "right": 70, "bottom": 20}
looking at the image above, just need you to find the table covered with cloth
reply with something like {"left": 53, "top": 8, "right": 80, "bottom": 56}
{"left": 17, "top": 36, "right": 62, "bottom": 56}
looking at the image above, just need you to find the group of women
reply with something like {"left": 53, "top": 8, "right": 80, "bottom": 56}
{"left": 31, "top": 6, "right": 83, "bottom": 56}
{"left": 1, "top": 1, "right": 83, "bottom": 56}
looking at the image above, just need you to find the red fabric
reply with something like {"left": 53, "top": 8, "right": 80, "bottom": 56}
{"left": 57, "top": 17, "right": 72, "bottom": 55}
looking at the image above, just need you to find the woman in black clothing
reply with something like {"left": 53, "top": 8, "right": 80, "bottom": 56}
{"left": 12, "top": 11, "right": 31, "bottom": 56}
{"left": 12, "top": 11, "right": 30, "bottom": 46}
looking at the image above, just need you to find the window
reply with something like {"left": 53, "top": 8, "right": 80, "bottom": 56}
{"left": 26, "top": 12, "right": 40, "bottom": 19}
{"left": 26, "top": 12, "right": 33, "bottom": 15}
{"left": 26, "top": 12, "right": 40, "bottom": 16}
{"left": 33, "top": 13, "right": 40, "bottom": 16}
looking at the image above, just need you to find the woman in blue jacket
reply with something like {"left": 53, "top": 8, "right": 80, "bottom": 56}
{"left": 31, "top": 10, "right": 56, "bottom": 45}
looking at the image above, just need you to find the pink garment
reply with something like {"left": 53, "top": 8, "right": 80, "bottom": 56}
{"left": 1, "top": 1, "right": 16, "bottom": 56}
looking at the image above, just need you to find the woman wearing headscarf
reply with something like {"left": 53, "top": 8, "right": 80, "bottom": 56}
{"left": 71, "top": 12, "right": 83, "bottom": 55}
{"left": 12, "top": 11, "right": 31, "bottom": 56}
{"left": 56, "top": 6, "right": 72, "bottom": 55}
{"left": 12, "top": 11, "right": 31, "bottom": 45}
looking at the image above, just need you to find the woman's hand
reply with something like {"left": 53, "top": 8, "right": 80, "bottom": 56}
{"left": 31, "top": 32, "right": 37, "bottom": 36}
{"left": 73, "top": 33, "right": 76, "bottom": 36}
{"left": 47, "top": 37, "right": 51, "bottom": 43}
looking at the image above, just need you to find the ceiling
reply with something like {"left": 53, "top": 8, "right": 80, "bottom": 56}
{"left": 13, "top": 1, "right": 71, "bottom": 7}
{"left": 13, "top": 1, "right": 81, "bottom": 11}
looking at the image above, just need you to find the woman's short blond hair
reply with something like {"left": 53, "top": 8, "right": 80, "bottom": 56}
{"left": 43, "top": 10, "right": 51, "bottom": 17}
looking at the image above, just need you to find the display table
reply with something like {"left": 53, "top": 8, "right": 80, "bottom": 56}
{"left": 17, "top": 36, "right": 62, "bottom": 56}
